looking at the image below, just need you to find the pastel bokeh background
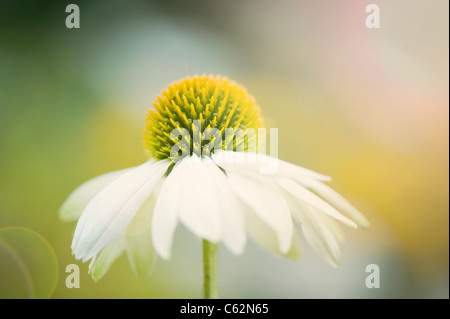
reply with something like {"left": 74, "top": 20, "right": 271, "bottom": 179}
{"left": 0, "top": 0, "right": 448, "bottom": 298}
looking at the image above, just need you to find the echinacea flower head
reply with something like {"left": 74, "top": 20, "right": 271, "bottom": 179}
{"left": 144, "top": 75, "right": 263, "bottom": 160}
{"left": 60, "top": 74, "right": 369, "bottom": 282}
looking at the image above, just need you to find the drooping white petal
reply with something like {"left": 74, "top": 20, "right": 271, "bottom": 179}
{"left": 227, "top": 171, "right": 293, "bottom": 254}
{"left": 212, "top": 150, "right": 331, "bottom": 182}
{"left": 317, "top": 214, "right": 346, "bottom": 243}
{"left": 287, "top": 195, "right": 342, "bottom": 267}
{"left": 298, "top": 178, "right": 370, "bottom": 229}
{"left": 89, "top": 235, "right": 126, "bottom": 282}
{"left": 205, "top": 157, "right": 246, "bottom": 255}
{"left": 244, "top": 206, "right": 301, "bottom": 260}
{"left": 72, "top": 159, "right": 170, "bottom": 262}
{"left": 125, "top": 187, "right": 159, "bottom": 277}
{"left": 300, "top": 206, "right": 342, "bottom": 267}
{"left": 177, "top": 155, "right": 223, "bottom": 243}
{"left": 59, "top": 168, "right": 133, "bottom": 222}
{"left": 276, "top": 178, "right": 357, "bottom": 228}
{"left": 152, "top": 162, "right": 183, "bottom": 260}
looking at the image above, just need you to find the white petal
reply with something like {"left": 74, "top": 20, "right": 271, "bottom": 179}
{"left": 59, "top": 168, "right": 132, "bottom": 222}
{"left": 298, "top": 178, "right": 369, "bottom": 229}
{"left": 212, "top": 151, "right": 331, "bottom": 182}
{"left": 227, "top": 171, "right": 293, "bottom": 254}
{"left": 126, "top": 187, "right": 159, "bottom": 277}
{"left": 276, "top": 178, "right": 357, "bottom": 228}
{"left": 318, "top": 214, "right": 346, "bottom": 243}
{"left": 72, "top": 159, "right": 170, "bottom": 262}
{"left": 297, "top": 204, "right": 342, "bottom": 267}
{"left": 89, "top": 235, "right": 126, "bottom": 281}
{"left": 205, "top": 157, "right": 246, "bottom": 255}
{"left": 283, "top": 189, "right": 342, "bottom": 267}
{"left": 177, "top": 155, "right": 222, "bottom": 243}
{"left": 244, "top": 207, "right": 301, "bottom": 259}
{"left": 152, "top": 162, "right": 183, "bottom": 260}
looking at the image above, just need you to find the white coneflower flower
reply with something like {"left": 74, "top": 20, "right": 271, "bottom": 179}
{"left": 60, "top": 75, "right": 368, "bottom": 297}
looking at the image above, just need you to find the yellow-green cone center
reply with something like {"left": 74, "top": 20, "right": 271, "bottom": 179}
{"left": 144, "top": 75, "right": 263, "bottom": 161}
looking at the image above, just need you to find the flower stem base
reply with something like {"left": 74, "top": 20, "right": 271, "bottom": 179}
{"left": 202, "top": 240, "right": 218, "bottom": 299}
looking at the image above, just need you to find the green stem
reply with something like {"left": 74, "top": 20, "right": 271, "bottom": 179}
{"left": 202, "top": 240, "right": 218, "bottom": 299}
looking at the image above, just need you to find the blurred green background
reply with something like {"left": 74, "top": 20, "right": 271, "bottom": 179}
{"left": 0, "top": 0, "right": 448, "bottom": 298}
